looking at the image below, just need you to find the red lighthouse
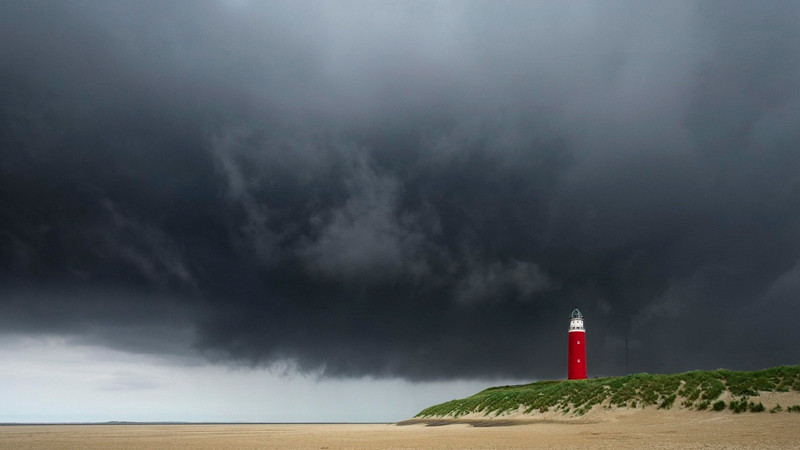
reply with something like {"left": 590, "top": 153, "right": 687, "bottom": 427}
{"left": 567, "top": 308, "right": 587, "bottom": 380}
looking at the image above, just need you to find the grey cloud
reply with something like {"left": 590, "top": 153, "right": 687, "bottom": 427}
{"left": 298, "top": 153, "right": 429, "bottom": 281}
{"left": 95, "top": 200, "right": 195, "bottom": 287}
{"left": 1, "top": 0, "right": 800, "bottom": 380}
{"left": 456, "top": 260, "right": 550, "bottom": 304}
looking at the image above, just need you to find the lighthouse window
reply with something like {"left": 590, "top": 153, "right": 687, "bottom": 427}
{"left": 577, "top": 341, "right": 580, "bottom": 344}
{"left": 577, "top": 359, "right": 581, "bottom": 363}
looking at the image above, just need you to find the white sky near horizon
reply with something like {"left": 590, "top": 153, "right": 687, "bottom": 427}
{"left": 0, "top": 336, "right": 524, "bottom": 423}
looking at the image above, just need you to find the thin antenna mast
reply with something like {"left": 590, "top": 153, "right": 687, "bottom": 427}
{"left": 625, "top": 337, "right": 629, "bottom": 375}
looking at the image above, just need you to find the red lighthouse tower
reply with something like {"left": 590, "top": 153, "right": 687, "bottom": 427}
{"left": 567, "top": 308, "right": 587, "bottom": 380}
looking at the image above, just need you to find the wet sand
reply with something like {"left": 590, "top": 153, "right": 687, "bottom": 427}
{"left": 0, "top": 411, "right": 798, "bottom": 449}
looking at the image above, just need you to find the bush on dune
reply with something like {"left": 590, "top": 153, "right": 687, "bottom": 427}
{"left": 415, "top": 365, "right": 800, "bottom": 418}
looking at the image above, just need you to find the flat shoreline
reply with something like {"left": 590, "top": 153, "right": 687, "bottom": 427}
{"left": 0, "top": 413, "right": 797, "bottom": 450}
{"left": 0, "top": 422, "right": 394, "bottom": 426}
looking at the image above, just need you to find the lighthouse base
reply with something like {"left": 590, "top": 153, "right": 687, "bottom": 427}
{"left": 568, "top": 331, "right": 587, "bottom": 380}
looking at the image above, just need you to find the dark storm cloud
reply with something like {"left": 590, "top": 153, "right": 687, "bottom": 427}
{"left": 2, "top": 0, "right": 800, "bottom": 380}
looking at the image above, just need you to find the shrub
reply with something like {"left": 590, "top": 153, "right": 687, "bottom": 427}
{"left": 770, "top": 404, "right": 782, "bottom": 414}
{"left": 414, "top": 365, "right": 800, "bottom": 419}
{"left": 700, "top": 379, "right": 726, "bottom": 401}
{"left": 659, "top": 394, "right": 676, "bottom": 410}
{"left": 748, "top": 402, "right": 765, "bottom": 412}
{"left": 681, "top": 383, "right": 701, "bottom": 402}
{"left": 729, "top": 397, "right": 749, "bottom": 414}
{"left": 787, "top": 405, "right": 800, "bottom": 413}
{"left": 641, "top": 390, "right": 659, "bottom": 405}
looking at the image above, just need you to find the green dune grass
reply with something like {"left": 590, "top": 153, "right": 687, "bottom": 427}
{"left": 416, "top": 365, "right": 800, "bottom": 418}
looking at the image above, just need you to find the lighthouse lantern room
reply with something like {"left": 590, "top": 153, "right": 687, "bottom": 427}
{"left": 567, "top": 308, "right": 587, "bottom": 380}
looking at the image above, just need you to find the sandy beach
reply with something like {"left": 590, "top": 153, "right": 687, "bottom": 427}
{"left": 1, "top": 410, "right": 798, "bottom": 449}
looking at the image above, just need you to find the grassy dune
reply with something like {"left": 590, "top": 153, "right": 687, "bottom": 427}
{"left": 416, "top": 365, "right": 800, "bottom": 418}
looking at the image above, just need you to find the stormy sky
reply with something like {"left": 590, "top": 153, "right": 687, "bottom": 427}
{"left": 2, "top": 0, "right": 800, "bottom": 420}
